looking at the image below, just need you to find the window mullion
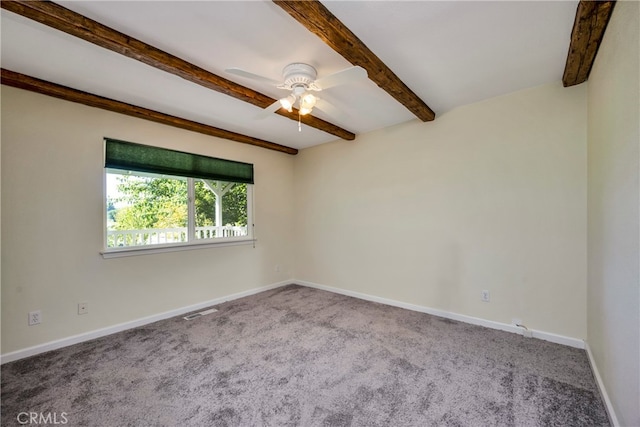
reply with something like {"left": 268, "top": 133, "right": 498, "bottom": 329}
{"left": 187, "top": 178, "right": 195, "bottom": 242}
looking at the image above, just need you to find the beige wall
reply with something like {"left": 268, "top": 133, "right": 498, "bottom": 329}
{"left": 0, "top": 77, "right": 593, "bottom": 354}
{"left": 1, "top": 86, "right": 295, "bottom": 354}
{"left": 587, "top": 1, "right": 640, "bottom": 425}
{"left": 294, "top": 82, "right": 588, "bottom": 339}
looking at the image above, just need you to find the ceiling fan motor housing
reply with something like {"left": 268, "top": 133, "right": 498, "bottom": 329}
{"left": 280, "top": 63, "right": 318, "bottom": 90}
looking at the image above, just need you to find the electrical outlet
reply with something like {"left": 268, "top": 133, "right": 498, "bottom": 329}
{"left": 28, "top": 310, "right": 42, "bottom": 326}
{"left": 78, "top": 302, "right": 88, "bottom": 315}
{"left": 481, "top": 290, "right": 490, "bottom": 302}
{"left": 512, "top": 318, "right": 523, "bottom": 326}
{"left": 274, "top": 264, "right": 281, "bottom": 273}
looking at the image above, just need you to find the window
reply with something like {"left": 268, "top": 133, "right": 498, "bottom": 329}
{"left": 103, "top": 139, "right": 253, "bottom": 255}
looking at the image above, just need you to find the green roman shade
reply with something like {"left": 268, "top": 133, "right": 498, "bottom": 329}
{"left": 105, "top": 138, "right": 254, "bottom": 184}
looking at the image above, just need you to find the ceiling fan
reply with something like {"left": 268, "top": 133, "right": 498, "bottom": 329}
{"left": 225, "top": 63, "right": 367, "bottom": 124}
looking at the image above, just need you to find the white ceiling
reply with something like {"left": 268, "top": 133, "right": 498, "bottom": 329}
{"left": 1, "top": 1, "right": 578, "bottom": 151}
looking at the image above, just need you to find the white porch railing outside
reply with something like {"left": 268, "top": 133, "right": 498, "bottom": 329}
{"left": 107, "top": 225, "right": 247, "bottom": 248}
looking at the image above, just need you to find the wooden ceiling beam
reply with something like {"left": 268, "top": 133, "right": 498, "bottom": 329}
{"left": 273, "top": 0, "right": 435, "bottom": 122}
{"left": 1, "top": 0, "right": 355, "bottom": 141}
{"left": 563, "top": 1, "right": 616, "bottom": 87}
{"left": 1, "top": 69, "right": 298, "bottom": 155}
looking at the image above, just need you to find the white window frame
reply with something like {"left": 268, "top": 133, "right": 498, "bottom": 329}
{"left": 101, "top": 170, "right": 254, "bottom": 258}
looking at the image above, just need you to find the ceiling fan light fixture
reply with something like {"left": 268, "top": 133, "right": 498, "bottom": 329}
{"left": 301, "top": 93, "right": 316, "bottom": 108}
{"left": 299, "top": 93, "right": 317, "bottom": 115}
{"left": 227, "top": 62, "right": 366, "bottom": 126}
{"left": 279, "top": 94, "right": 296, "bottom": 112}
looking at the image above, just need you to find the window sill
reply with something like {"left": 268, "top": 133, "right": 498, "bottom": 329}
{"left": 101, "top": 238, "right": 255, "bottom": 259}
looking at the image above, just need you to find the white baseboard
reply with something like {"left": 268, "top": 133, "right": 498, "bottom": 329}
{"left": 296, "top": 280, "right": 585, "bottom": 349}
{"left": 585, "top": 342, "right": 620, "bottom": 426}
{"left": 1, "top": 278, "right": 585, "bottom": 364}
{"left": 0, "top": 280, "right": 294, "bottom": 364}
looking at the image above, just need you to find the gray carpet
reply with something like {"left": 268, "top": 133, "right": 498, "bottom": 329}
{"left": 2, "top": 285, "right": 609, "bottom": 426}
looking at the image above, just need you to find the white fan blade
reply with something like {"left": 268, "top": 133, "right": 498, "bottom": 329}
{"left": 225, "top": 68, "right": 281, "bottom": 86}
{"left": 255, "top": 100, "right": 282, "bottom": 120}
{"left": 312, "top": 66, "right": 368, "bottom": 91}
{"left": 313, "top": 98, "right": 350, "bottom": 121}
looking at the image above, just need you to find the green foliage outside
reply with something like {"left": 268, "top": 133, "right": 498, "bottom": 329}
{"left": 193, "top": 181, "right": 247, "bottom": 228}
{"left": 222, "top": 183, "right": 248, "bottom": 226}
{"left": 108, "top": 174, "right": 247, "bottom": 231}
